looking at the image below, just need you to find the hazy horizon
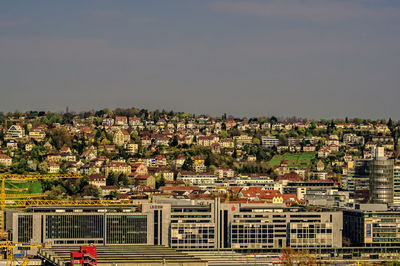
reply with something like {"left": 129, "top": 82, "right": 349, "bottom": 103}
{"left": 1, "top": 1, "right": 400, "bottom": 120}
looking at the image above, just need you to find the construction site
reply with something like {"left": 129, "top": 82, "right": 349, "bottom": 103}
{"left": 0, "top": 173, "right": 287, "bottom": 266}
{"left": 1, "top": 173, "right": 396, "bottom": 265}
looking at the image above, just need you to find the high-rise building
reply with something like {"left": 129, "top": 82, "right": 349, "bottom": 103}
{"left": 393, "top": 165, "right": 400, "bottom": 205}
{"left": 353, "top": 147, "right": 394, "bottom": 204}
{"left": 369, "top": 147, "right": 394, "bottom": 204}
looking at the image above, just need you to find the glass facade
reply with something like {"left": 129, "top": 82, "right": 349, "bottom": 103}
{"left": 106, "top": 215, "right": 147, "bottom": 244}
{"left": 17, "top": 215, "right": 33, "bottom": 243}
{"left": 170, "top": 223, "right": 215, "bottom": 249}
{"left": 46, "top": 215, "right": 104, "bottom": 239}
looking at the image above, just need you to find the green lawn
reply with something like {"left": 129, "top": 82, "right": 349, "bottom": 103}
{"left": 5, "top": 180, "right": 43, "bottom": 195}
{"left": 268, "top": 152, "right": 316, "bottom": 168}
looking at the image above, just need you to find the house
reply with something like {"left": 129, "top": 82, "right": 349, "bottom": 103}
{"left": 88, "top": 174, "right": 106, "bottom": 188}
{"left": 61, "top": 153, "right": 76, "bottom": 162}
{"left": 141, "top": 136, "right": 152, "bottom": 146}
{"left": 302, "top": 145, "right": 316, "bottom": 152}
{"left": 159, "top": 186, "right": 201, "bottom": 193}
{"left": 197, "top": 135, "right": 218, "bottom": 146}
{"left": 154, "top": 136, "right": 169, "bottom": 146}
{"left": 316, "top": 160, "right": 325, "bottom": 171}
{"left": 233, "top": 135, "right": 253, "bottom": 147}
{"left": 176, "top": 122, "right": 185, "bottom": 130}
{"left": 0, "top": 154, "right": 12, "bottom": 167}
{"left": 48, "top": 162, "right": 60, "bottom": 174}
{"left": 178, "top": 172, "right": 217, "bottom": 186}
{"left": 46, "top": 153, "right": 62, "bottom": 162}
{"left": 60, "top": 147, "right": 71, "bottom": 153}
{"left": 276, "top": 160, "right": 290, "bottom": 176}
{"left": 327, "top": 135, "right": 339, "bottom": 146}
{"left": 173, "top": 155, "right": 186, "bottom": 169}
{"left": 155, "top": 155, "right": 167, "bottom": 166}
{"left": 318, "top": 146, "right": 331, "bottom": 158}
{"left": 105, "top": 161, "right": 131, "bottom": 176}
{"left": 261, "top": 136, "right": 279, "bottom": 148}
{"left": 132, "top": 163, "right": 148, "bottom": 176}
{"left": 134, "top": 175, "right": 156, "bottom": 189}
{"left": 365, "top": 141, "right": 377, "bottom": 150}
{"left": 6, "top": 140, "right": 18, "bottom": 150}
{"left": 215, "top": 168, "right": 235, "bottom": 179}
{"left": 114, "top": 116, "right": 128, "bottom": 126}
{"left": 104, "top": 145, "right": 118, "bottom": 153}
{"left": 192, "top": 156, "right": 206, "bottom": 173}
{"left": 211, "top": 143, "right": 221, "bottom": 154}
{"left": 29, "top": 128, "right": 46, "bottom": 141}
{"left": 5, "top": 125, "right": 25, "bottom": 140}
{"left": 113, "top": 129, "right": 130, "bottom": 146}
{"left": 129, "top": 117, "right": 143, "bottom": 127}
{"left": 100, "top": 185, "right": 119, "bottom": 196}
{"left": 161, "top": 169, "right": 174, "bottom": 182}
{"left": 82, "top": 146, "right": 97, "bottom": 161}
{"left": 80, "top": 163, "right": 100, "bottom": 175}
{"left": 126, "top": 143, "right": 138, "bottom": 154}
{"left": 25, "top": 142, "right": 34, "bottom": 152}
{"left": 219, "top": 138, "right": 234, "bottom": 148}
{"left": 329, "top": 144, "right": 339, "bottom": 152}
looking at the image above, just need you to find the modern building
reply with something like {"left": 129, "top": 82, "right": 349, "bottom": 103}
{"left": 351, "top": 147, "right": 394, "bottom": 204}
{"left": 9, "top": 199, "right": 343, "bottom": 254}
{"left": 10, "top": 204, "right": 170, "bottom": 252}
{"left": 369, "top": 147, "right": 394, "bottom": 204}
{"left": 261, "top": 136, "right": 279, "bottom": 148}
{"left": 343, "top": 205, "right": 400, "bottom": 247}
{"left": 392, "top": 165, "right": 400, "bottom": 205}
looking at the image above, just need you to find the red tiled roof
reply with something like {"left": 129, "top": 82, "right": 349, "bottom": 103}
{"left": 160, "top": 186, "right": 201, "bottom": 191}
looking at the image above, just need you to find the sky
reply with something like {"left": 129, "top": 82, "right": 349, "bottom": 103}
{"left": 0, "top": 0, "right": 400, "bottom": 120}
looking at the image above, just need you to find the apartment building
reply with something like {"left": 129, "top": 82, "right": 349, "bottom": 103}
{"left": 261, "top": 136, "right": 279, "bottom": 148}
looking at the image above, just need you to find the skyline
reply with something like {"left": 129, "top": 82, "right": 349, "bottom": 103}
{"left": 1, "top": 0, "right": 400, "bottom": 119}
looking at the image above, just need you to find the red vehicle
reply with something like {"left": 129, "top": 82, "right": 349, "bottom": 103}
{"left": 71, "top": 246, "right": 97, "bottom": 265}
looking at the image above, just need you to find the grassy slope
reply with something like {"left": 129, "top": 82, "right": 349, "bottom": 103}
{"left": 268, "top": 152, "right": 316, "bottom": 168}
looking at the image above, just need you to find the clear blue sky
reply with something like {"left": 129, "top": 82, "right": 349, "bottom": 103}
{"left": 1, "top": 0, "right": 399, "bottom": 119}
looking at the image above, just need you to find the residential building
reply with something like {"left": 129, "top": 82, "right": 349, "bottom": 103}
{"left": 5, "top": 125, "right": 24, "bottom": 140}
{"left": 29, "top": 128, "right": 46, "bottom": 141}
{"left": 261, "top": 136, "right": 279, "bottom": 148}
{"left": 88, "top": 174, "right": 107, "bottom": 188}
{"left": 105, "top": 162, "right": 131, "bottom": 177}
{"left": 0, "top": 154, "right": 12, "bottom": 167}
{"left": 113, "top": 129, "right": 130, "bottom": 146}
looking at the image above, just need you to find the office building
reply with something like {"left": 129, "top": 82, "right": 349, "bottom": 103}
{"left": 9, "top": 199, "right": 342, "bottom": 255}
{"left": 343, "top": 205, "right": 400, "bottom": 247}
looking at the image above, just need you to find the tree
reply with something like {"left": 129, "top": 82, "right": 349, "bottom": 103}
{"left": 38, "top": 161, "right": 48, "bottom": 174}
{"left": 117, "top": 173, "right": 129, "bottom": 186}
{"left": 106, "top": 172, "right": 117, "bottom": 186}
{"left": 81, "top": 185, "right": 100, "bottom": 198}
{"left": 270, "top": 116, "right": 278, "bottom": 124}
{"left": 50, "top": 127, "right": 72, "bottom": 149}
{"left": 170, "top": 136, "right": 178, "bottom": 147}
{"left": 219, "top": 130, "right": 228, "bottom": 139}
{"left": 156, "top": 176, "right": 165, "bottom": 189}
{"left": 252, "top": 138, "right": 260, "bottom": 145}
{"left": 280, "top": 247, "right": 317, "bottom": 265}
{"left": 45, "top": 185, "right": 65, "bottom": 200}
{"left": 182, "top": 157, "right": 193, "bottom": 171}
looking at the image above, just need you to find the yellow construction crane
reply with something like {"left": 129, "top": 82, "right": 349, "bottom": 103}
{"left": 0, "top": 174, "right": 82, "bottom": 240}
{"left": 0, "top": 240, "right": 50, "bottom": 266}
{"left": 9, "top": 198, "right": 152, "bottom": 207}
